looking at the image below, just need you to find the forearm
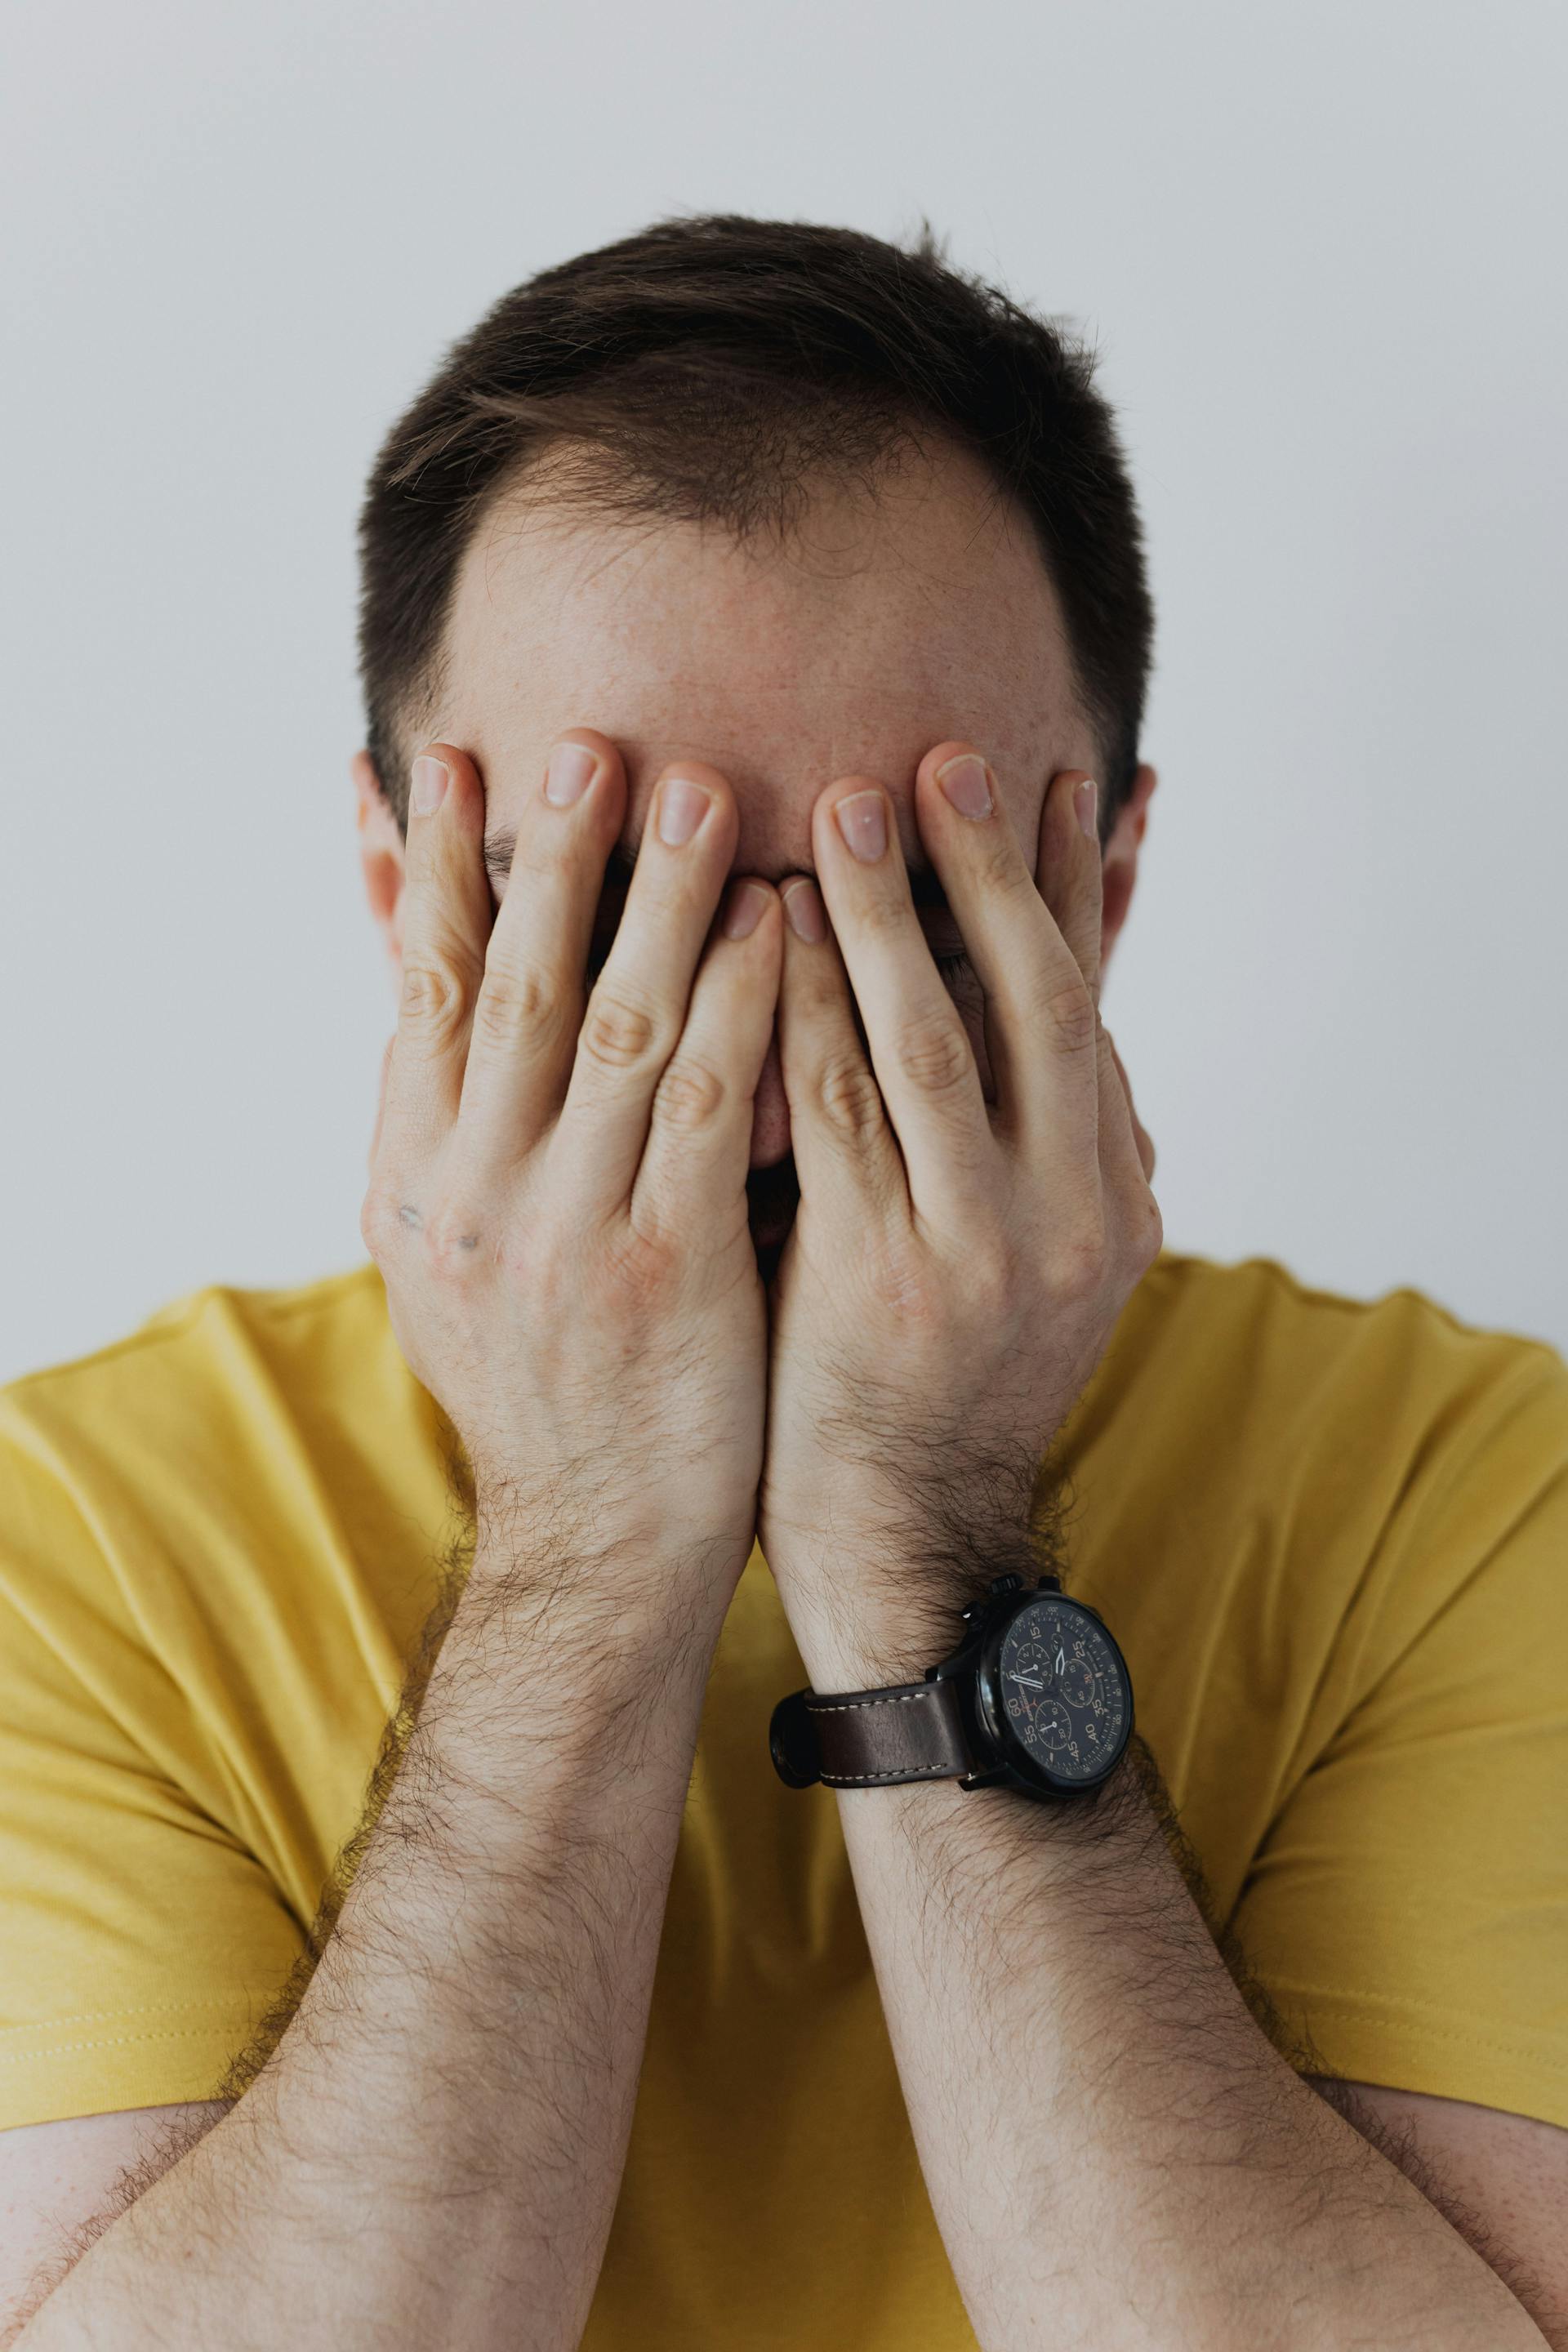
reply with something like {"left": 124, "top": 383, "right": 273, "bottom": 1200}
{"left": 833, "top": 1737, "right": 1546, "bottom": 2352}
{"left": 17, "top": 1532, "right": 719, "bottom": 2352}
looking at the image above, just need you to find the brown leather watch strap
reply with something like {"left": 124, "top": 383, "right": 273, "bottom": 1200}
{"left": 771, "top": 1675, "right": 973, "bottom": 1788}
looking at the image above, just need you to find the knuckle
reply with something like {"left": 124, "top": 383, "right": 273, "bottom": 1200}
{"left": 962, "top": 1239, "right": 1012, "bottom": 1304}
{"left": 421, "top": 1200, "right": 486, "bottom": 1279}
{"left": 976, "top": 831, "right": 1031, "bottom": 900}
{"left": 893, "top": 1011, "right": 973, "bottom": 1100}
{"left": 471, "top": 959, "right": 565, "bottom": 1054}
{"left": 1056, "top": 1213, "right": 1109, "bottom": 1298}
{"left": 1130, "top": 1184, "right": 1165, "bottom": 1270}
{"left": 817, "top": 1049, "right": 886, "bottom": 1143}
{"left": 359, "top": 1182, "right": 399, "bottom": 1261}
{"left": 653, "top": 1054, "right": 729, "bottom": 1135}
{"left": 399, "top": 951, "right": 473, "bottom": 1051}
{"left": 603, "top": 1222, "right": 683, "bottom": 1320}
{"left": 1036, "top": 972, "right": 1098, "bottom": 1057}
{"left": 580, "top": 984, "right": 661, "bottom": 1074}
{"left": 493, "top": 1214, "right": 569, "bottom": 1307}
{"left": 862, "top": 1232, "right": 943, "bottom": 1329}
{"left": 858, "top": 889, "right": 914, "bottom": 940}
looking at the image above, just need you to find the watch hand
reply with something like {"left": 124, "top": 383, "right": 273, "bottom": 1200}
{"left": 1005, "top": 1674, "right": 1045, "bottom": 1690}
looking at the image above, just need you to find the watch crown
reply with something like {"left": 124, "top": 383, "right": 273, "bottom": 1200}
{"left": 988, "top": 1573, "right": 1024, "bottom": 1597}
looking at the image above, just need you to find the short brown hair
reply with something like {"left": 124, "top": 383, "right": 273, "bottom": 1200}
{"left": 355, "top": 212, "right": 1155, "bottom": 835}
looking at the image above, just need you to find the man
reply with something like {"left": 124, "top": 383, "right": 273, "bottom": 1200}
{"left": 0, "top": 213, "right": 1563, "bottom": 2350}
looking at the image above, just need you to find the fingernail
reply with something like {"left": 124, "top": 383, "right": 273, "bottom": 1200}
{"left": 411, "top": 755, "right": 448, "bottom": 817}
{"left": 936, "top": 754, "right": 992, "bottom": 820}
{"left": 782, "top": 879, "right": 826, "bottom": 943}
{"left": 1075, "top": 778, "right": 1098, "bottom": 840}
{"left": 835, "top": 790, "right": 887, "bottom": 863}
{"left": 545, "top": 742, "right": 598, "bottom": 807}
{"left": 658, "top": 774, "right": 712, "bottom": 848}
{"left": 722, "top": 881, "right": 769, "bottom": 941}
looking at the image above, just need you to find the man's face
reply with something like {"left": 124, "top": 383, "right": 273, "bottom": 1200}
{"left": 389, "top": 439, "right": 1110, "bottom": 1272}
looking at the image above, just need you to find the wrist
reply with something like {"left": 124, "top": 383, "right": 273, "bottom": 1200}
{"left": 789, "top": 1617, "right": 938, "bottom": 1695}
{"left": 773, "top": 1545, "right": 1142, "bottom": 1817}
{"left": 468, "top": 1505, "right": 749, "bottom": 1632}
{"left": 425, "top": 1526, "right": 737, "bottom": 1765}
{"left": 770, "top": 1533, "right": 1048, "bottom": 1693}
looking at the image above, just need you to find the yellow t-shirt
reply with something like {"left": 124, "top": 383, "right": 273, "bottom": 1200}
{"left": 2, "top": 1251, "right": 1565, "bottom": 2348}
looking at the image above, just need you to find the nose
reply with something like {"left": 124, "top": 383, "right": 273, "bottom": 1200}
{"left": 749, "top": 1026, "right": 792, "bottom": 1169}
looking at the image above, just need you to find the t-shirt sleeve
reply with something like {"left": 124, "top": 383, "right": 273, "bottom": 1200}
{"left": 0, "top": 1408, "right": 309, "bottom": 2131}
{"left": 1228, "top": 1347, "right": 1568, "bottom": 2128}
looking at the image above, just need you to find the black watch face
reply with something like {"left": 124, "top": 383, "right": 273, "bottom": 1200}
{"left": 987, "top": 1595, "right": 1131, "bottom": 1788}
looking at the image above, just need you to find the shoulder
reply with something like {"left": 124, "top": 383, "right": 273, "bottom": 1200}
{"left": 1130, "top": 1245, "right": 1563, "bottom": 1372}
{"left": 1075, "top": 1250, "right": 1568, "bottom": 1761}
{"left": 0, "top": 1260, "right": 444, "bottom": 1664}
{"left": 0, "top": 1262, "right": 419, "bottom": 1497}
{"left": 1102, "top": 1247, "right": 1568, "bottom": 1454}
{"left": 2, "top": 1261, "right": 394, "bottom": 1428}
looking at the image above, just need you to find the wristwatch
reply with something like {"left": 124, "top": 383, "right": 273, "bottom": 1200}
{"left": 768, "top": 1571, "right": 1134, "bottom": 1800}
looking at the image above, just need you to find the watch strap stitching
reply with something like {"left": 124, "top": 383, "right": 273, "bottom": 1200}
{"left": 800, "top": 1678, "right": 973, "bottom": 1788}
{"left": 805, "top": 1691, "right": 935, "bottom": 1713}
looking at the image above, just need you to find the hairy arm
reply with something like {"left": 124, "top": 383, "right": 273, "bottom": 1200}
{"left": 8, "top": 1528, "right": 721, "bottom": 2352}
{"left": 821, "top": 1707, "right": 1550, "bottom": 2352}
{"left": 746, "top": 730, "right": 1563, "bottom": 2345}
{"left": 7, "top": 719, "right": 787, "bottom": 2346}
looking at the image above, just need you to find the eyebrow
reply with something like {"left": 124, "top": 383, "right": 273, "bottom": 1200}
{"left": 480, "top": 826, "right": 954, "bottom": 912}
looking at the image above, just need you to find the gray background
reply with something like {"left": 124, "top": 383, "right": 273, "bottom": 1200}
{"left": 2, "top": 0, "right": 1564, "bottom": 1383}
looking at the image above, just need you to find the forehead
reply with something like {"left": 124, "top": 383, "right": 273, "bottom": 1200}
{"left": 439, "top": 439, "right": 1088, "bottom": 874}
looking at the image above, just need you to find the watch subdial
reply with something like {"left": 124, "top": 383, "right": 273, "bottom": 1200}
{"left": 1000, "top": 1645, "right": 1049, "bottom": 1722}
{"left": 1002, "top": 1659, "right": 1071, "bottom": 1749}
{"left": 1032, "top": 1697, "right": 1072, "bottom": 1751}
{"left": 1058, "top": 1656, "right": 1096, "bottom": 1708}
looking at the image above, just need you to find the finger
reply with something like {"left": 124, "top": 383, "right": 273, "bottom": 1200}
{"left": 1035, "top": 776, "right": 1152, "bottom": 1206}
{"left": 906, "top": 745, "right": 1101, "bottom": 1189}
{"left": 453, "top": 730, "right": 626, "bottom": 1176}
{"left": 379, "top": 746, "right": 493, "bottom": 1156}
{"left": 631, "top": 877, "right": 784, "bottom": 1247}
{"left": 368, "top": 1032, "right": 395, "bottom": 1175}
{"left": 1107, "top": 1027, "right": 1156, "bottom": 1182}
{"left": 1098, "top": 1013, "right": 1164, "bottom": 1270}
{"left": 548, "top": 760, "right": 742, "bottom": 1223}
{"left": 774, "top": 874, "right": 908, "bottom": 1241}
{"left": 1034, "top": 767, "right": 1105, "bottom": 1009}
{"left": 809, "top": 776, "right": 993, "bottom": 1228}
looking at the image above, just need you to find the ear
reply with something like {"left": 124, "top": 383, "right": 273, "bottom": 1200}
{"left": 353, "top": 751, "right": 408, "bottom": 978}
{"left": 1099, "top": 762, "right": 1158, "bottom": 973}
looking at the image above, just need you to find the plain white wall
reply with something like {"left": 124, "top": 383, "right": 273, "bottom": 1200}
{"left": 2, "top": 0, "right": 1564, "bottom": 1385}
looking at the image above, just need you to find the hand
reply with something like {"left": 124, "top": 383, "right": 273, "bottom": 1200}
{"left": 361, "top": 733, "right": 782, "bottom": 1608}
{"left": 757, "top": 742, "right": 1162, "bottom": 1684}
